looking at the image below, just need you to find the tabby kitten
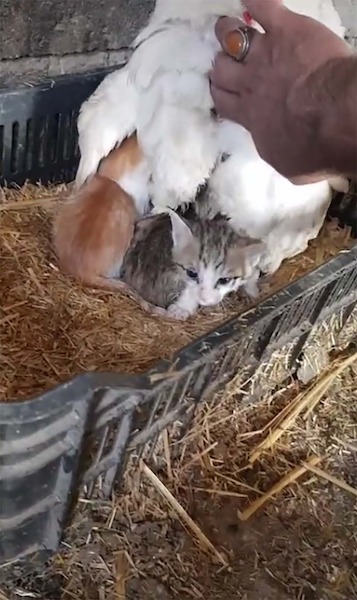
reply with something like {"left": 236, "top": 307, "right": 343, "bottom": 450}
{"left": 121, "top": 210, "right": 265, "bottom": 320}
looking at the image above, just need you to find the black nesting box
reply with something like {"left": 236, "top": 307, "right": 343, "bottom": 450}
{"left": 0, "top": 67, "right": 356, "bottom": 580}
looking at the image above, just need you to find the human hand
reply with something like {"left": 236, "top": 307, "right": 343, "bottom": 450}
{"left": 210, "top": 0, "right": 353, "bottom": 183}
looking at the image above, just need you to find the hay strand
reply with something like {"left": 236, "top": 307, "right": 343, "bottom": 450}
{"left": 189, "top": 487, "right": 247, "bottom": 499}
{"left": 141, "top": 461, "right": 228, "bottom": 567}
{"left": 114, "top": 550, "right": 130, "bottom": 600}
{"left": 302, "top": 463, "right": 357, "bottom": 498}
{"left": 332, "top": 436, "right": 357, "bottom": 453}
{"left": 179, "top": 441, "right": 218, "bottom": 474}
{"left": 238, "top": 456, "right": 322, "bottom": 521}
{"left": 303, "top": 351, "right": 357, "bottom": 419}
{"left": 250, "top": 352, "right": 357, "bottom": 463}
{"left": 249, "top": 390, "right": 318, "bottom": 463}
{"left": 0, "top": 196, "right": 62, "bottom": 211}
{"left": 163, "top": 429, "right": 173, "bottom": 481}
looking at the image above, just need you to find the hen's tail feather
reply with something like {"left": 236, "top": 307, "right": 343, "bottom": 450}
{"left": 75, "top": 67, "right": 139, "bottom": 189}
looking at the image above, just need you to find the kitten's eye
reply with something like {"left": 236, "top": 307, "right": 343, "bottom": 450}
{"left": 186, "top": 268, "right": 198, "bottom": 281}
{"left": 218, "top": 277, "right": 233, "bottom": 286}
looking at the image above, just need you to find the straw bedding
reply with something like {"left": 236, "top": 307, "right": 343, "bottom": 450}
{"left": 224, "top": 304, "right": 357, "bottom": 400}
{"left": 3, "top": 351, "right": 356, "bottom": 600}
{"left": 0, "top": 183, "right": 355, "bottom": 402}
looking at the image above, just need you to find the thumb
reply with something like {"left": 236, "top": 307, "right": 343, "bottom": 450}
{"left": 243, "top": 0, "right": 285, "bottom": 31}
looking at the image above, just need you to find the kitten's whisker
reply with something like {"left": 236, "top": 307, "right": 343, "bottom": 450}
{"left": 218, "top": 300, "right": 226, "bottom": 313}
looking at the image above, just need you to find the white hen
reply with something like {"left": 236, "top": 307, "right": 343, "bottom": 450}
{"left": 76, "top": 0, "right": 349, "bottom": 272}
{"left": 197, "top": 0, "right": 349, "bottom": 273}
{"left": 200, "top": 123, "right": 348, "bottom": 274}
{"left": 75, "top": 0, "right": 247, "bottom": 208}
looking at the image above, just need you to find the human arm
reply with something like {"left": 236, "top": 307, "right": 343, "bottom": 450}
{"left": 210, "top": 0, "right": 357, "bottom": 183}
{"left": 289, "top": 55, "right": 357, "bottom": 180}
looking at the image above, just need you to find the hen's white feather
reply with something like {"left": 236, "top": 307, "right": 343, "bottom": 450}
{"left": 203, "top": 122, "right": 333, "bottom": 273}
{"left": 75, "top": 0, "right": 245, "bottom": 203}
{"left": 145, "top": 0, "right": 246, "bottom": 27}
{"left": 129, "top": 2, "right": 244, "bottom": 210}
{"left": 75, "top": 68, "right": 139, "bottom": 188}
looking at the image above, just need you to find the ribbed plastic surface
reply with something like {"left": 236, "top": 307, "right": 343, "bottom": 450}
{"left": 0, "top": 68, "right": 113, "bottom": 187}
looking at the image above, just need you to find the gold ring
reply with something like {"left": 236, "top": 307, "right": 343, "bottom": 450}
{"left": 224, "top": 27, "right": 252, "bottom": 62}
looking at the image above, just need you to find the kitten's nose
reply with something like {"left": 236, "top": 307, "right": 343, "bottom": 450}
{"left": 200, "top": 299, "right": 212, "bottom": 307}
{"left": 199, "top": 292, "right": 216, "bottom": 307}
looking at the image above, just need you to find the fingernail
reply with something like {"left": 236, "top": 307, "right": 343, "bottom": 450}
{"left": 243, "top": 11, "right": 253, "bottom": 25}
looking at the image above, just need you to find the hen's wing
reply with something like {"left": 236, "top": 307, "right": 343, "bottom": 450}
{"left": 130, "top": 22, "right": 220, "bottom": 210}
{"left": 75, "top": 68, "right": 138, "bottom": 188}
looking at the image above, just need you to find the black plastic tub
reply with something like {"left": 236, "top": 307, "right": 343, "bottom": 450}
{"left": 0, "top": 68, "right": 356, "bottom": 579}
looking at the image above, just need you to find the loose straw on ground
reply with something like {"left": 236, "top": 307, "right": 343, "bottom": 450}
{"left": 114, "top": 551, "right": 130, "bottom": 600}
{"left": 250, "top": 352, "right": 357, "bottom": 464}
{"left": 302, "top": 463, "right": 357, "bottom": 499}
{"left": 238, "top": 456, "right": 322, "bottom": 521}
{"left": 189, "top": 487, "right": 247, "bottom": 499}
{"left": 163, "top": 429, "right": 173, "bottom": 481}
{"left": 141, "top": 461, "right": 228, "bottom": 567}
{"left": 303, "top": 351, "right": 357, "bottom": 418}
{"left": 179, "top": 441, "right": 218, "bottom": 474}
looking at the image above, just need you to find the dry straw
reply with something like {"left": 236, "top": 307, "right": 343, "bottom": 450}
{"left": 141, "top": 461, "right": 228, "bottom": 567}
{"left": 238, "top": 455, "right": 322, "bottom": 521}
{"left": 1, "top": 183, "right": 354, "bottom": 403}
{"left": 249, "top": 352, "right": 357, "bottom": 463}
{"left": 302, "top": 462, "right": 357, "bottom": 499}
{"left": 5, "top": 350, "right": 355, "bottom": 600}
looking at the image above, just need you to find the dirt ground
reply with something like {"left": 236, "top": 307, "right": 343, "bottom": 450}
{"left": 3, "top": 349, "right": 356, "bottom": 600}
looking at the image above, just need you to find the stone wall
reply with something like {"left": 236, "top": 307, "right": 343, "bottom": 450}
{"left": 0, "top": 0, "right": 154, "bottom": 82}
{"left": 0, "top": 0, "right": 355, "bottom": 84}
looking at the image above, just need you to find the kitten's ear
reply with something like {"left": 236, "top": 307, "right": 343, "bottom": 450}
{"left": 227, "top": 239, "right": 266, "bottom": 269}
{"left": 244, "top": 241, "right": 266, "bottom": 267}
{"left": 167, "top": 209, "right": 194, "bottom": 249}
{"left": 134, "top": 214, "right": 159, "bottom": 238}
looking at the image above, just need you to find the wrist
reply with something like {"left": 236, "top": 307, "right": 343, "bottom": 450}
{"left": 288, "top": 56, "right": 357, "bottom": 176}
{"left": 308, "top": 56, "right": 356, "bottom": 140}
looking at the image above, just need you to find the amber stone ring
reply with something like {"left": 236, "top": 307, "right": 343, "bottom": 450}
{"left": 224, "top": 27, "right": 252, "bottom": 62}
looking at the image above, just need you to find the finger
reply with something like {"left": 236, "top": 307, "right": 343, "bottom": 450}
{"left": 215, "top": 17, "right": 246, "bottom": 50}
{"left": 215, "top": 18, "right": 262, "bottom": 62}
{"left": 210, "top": 83, "right": 250, "bottom": 129}
{"left": 243, "top": 0, "right": 285, "bottom": 31}
{"left": 290, "top": 173, "right": 330, "bottom": 185}
{"left": 210, "top": 53, "right": 252, "bottom": 95}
